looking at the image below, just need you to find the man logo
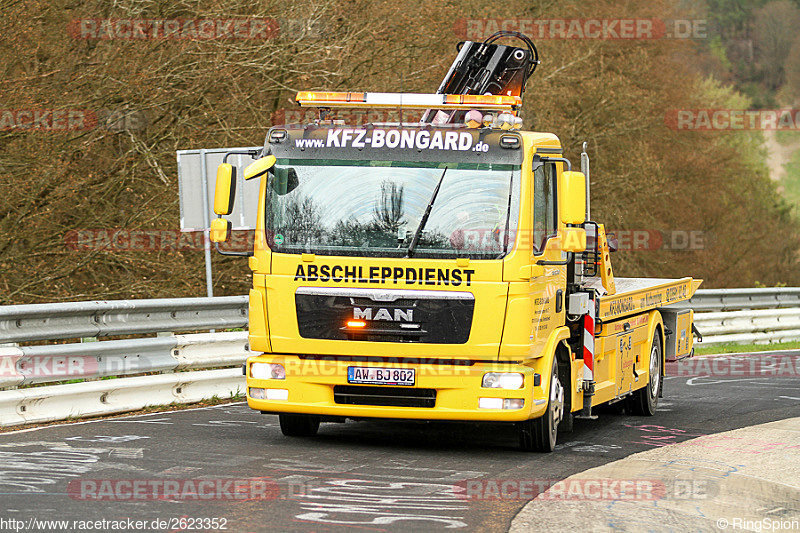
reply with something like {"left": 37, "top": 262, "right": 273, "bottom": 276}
{"left": 353, "top": 307, "right": 414, "bottom": 322}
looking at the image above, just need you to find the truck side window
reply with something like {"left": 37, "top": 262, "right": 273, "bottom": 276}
{"left": 532, "top": 163, "right": 557, "bottom": 254}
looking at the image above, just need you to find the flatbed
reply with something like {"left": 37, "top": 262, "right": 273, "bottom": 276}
{"left": 587, "top": 277, "right": 702, "bottom": 322}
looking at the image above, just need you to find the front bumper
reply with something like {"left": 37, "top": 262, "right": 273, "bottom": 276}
{"left": 245, "top": 354, "right": 549, "bottom": 422}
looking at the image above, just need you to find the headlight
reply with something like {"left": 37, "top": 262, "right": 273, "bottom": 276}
{"left": 482, "top": 372, "right": 524, "bottom": 389}
{"left": 248, "top": 388, "right": 288, "bottom": 400}
{"left": 251, "top": 363, "right": 285, "bottom": 380}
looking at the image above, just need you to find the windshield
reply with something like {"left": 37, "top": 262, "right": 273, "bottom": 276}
{"left": 265, "top": 159, "right": 520, "bottom": 259}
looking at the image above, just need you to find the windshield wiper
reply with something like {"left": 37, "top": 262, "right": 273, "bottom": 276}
{"left": 497, "top": 169, "right": 516, "bottom": 259}
{"left": 406, "top": 167, "right": 448, "bottom": 258}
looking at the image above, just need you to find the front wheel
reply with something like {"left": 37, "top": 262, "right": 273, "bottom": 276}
{"left": 518, "top": 359, "right": 564, "bottom": 452}
{"left": 279, "top": 414, "right": 320, "bottom": 437}
{"left": 627, "top": 331, "right": 662, "bottom": 416}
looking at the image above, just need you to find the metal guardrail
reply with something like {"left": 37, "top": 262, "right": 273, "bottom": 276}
{"left": 1, "top": 288, "right": 798, "bottom": 426}
{"left": 0, "top": 368, "right": 243, "bottom": 427}
{"left": 0, "top": 331, "right": 251, "bottom": 389}
{"left": 0, "top": 296, "right": 250, "bottom": 426}
{"left": 682, "top": 287, "right": 800, "bottom": 312}
{"left": 680, "top": 288, "right": 800, "bottom": 346}
{"left": 0, "top": 296, "right": 248, "bottom": 343}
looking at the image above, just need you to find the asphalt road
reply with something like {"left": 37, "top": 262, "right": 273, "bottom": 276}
{"left": 1, "top": 353, "right": 798, "bottom": 533}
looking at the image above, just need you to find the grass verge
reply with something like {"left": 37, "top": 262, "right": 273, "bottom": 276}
{"left": 695, "top": 340, "right": 800, "bottom": 356}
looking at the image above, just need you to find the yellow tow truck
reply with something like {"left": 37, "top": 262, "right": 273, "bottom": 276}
{"left": 209, "top": 32, "right": 700, "bottom": 451}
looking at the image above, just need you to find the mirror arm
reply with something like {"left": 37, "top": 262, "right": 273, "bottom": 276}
{"left": 214, "top": 242, "right": 253, "bottom": 257}
{"left": 539, "top": 156, "right": 572, "bottom": 171}
{"left": 536, "top": 252, "right": 573, "bottom": 266}
{"left": 223, "top": 149, "right": 262, "bottom": 164}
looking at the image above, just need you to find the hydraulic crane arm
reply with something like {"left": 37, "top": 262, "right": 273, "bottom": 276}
{"left": 422, "top": 31, "right": 540, "bottom": 125}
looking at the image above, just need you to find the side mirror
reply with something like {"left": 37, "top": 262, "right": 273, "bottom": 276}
{"left": 210, "top": 217, "right": 231, "bottom": 243}
{"left": 561, "top": 227, "right": 587, "bottom": 253}
{"left": 214, "top": 163, "right": 236, "bottom": 215}
{"left": 243, "top": 155, "right": 276, "bottom": 181}
{"left": 560, "top": 171, "right": 587, "bottom": 225}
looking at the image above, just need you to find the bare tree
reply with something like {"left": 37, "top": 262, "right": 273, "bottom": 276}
{"left": 372, "top": 181, "right": 406, "bottom": 234}
{"left": 754, "top": 1, "right": 800, "bottom": 90}
{"left": 784, "top": 38, "right": 800, "bottom": 102}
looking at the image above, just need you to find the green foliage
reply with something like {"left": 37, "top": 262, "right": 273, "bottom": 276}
{"left": 708, "top": 36, "right": 733, "bottom": 72}
{"left": 705, "top": 0, "right": 769, "bottom": 37}
{"left": 782, "top": 148, "right": 800, "bottom": 214}
{"left": 702, "top": 0, "right": 800, "bottom": 105}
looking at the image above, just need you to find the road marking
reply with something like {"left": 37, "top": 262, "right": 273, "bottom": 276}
{"left": 65, "top": 435, "right": 150, "bottom": 443}
{"left": 107, "top": 418, "right": 174, "bottom": 425}
{"left": 0, "top": 442, "right": 102, "bottom": 493}
{"left": 192, "top": 419, "right": 276, "bottom": 427}
{"left": 294, "top": 479, "right": 469, "bottom": 528}
{"left": 108, "top": 448, "right": 144, "bottom": 459}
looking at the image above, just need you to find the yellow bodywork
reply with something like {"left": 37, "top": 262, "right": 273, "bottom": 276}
{"left": 243, "top": 130, "right": 699, "bottom": 422}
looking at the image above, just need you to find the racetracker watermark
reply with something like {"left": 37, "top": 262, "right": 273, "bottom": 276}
{"left": 67, "top": 478, "right": 279, "bottom": 501}
{"left": 64, "top": 229, "right": 254, "bottom": 252}
{"left": 0, "top": 109, "right": 148, "bottom": 133}
{"left": 273, "top": 108, "right": 424, "bottom": 126}
{"left": 251, "top": 358, "right": 472, "bottom": 378}
{"left": 0, "top": 355, "right": 147, "bottom": 381}
{"left": 453, "top": 478, "right": 711, "bottom": 501}
{"left": 450, "top": 229, "right": 709, "bottom": 252}
{"left": 672, "top": 354, "right": 800, "bottom": 378}
{"left": 454, "top": 18, "right": 708, "bottom": 40}
{"left": 666, "top": 109, "right": 800, "bottom": 131}
{"left": 610, "top": 230, "right": 708, "bottom": 251}
{"left": 68, "top": 18, "right": 279, "bottom": 40}
{"left": 0, "top": 109, "right": 97, "bottom": 132}
{"left": 64, "top": 228, "right": 709, "bottom": 254}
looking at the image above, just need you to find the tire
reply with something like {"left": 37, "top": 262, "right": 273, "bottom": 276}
{"left": 627, "top": 331, "right": 662, "bottom": 416}
{"left": 279, "top": 414, "right": 321, "bottom": 437}
{"left": 518, "top": 358, "right": 564, "bottom": 452}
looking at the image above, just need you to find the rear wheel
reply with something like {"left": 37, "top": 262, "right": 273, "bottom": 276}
{"left": 279, "top": 414, "right": 321, "bottom": 437}
{"left": 518, "top": 359, "right": 564, "bottom": 452}
{"left": 627, "top": 331, "right": 661, "bottom": 416}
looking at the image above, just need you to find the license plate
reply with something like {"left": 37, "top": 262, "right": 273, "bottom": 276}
{"left": 347, "top": 366, "right": 415, "bottom": 386}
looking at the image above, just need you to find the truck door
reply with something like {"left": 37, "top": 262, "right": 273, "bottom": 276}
{"left": 528, "top": 160, "right": 567, "bottom": 354}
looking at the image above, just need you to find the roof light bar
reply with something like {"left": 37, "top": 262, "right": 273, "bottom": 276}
{"left": 295, "top": 91, "right": 521, "bottom": 111}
